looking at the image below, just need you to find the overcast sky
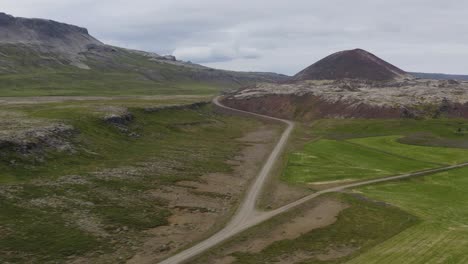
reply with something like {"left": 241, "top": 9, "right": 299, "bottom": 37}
{"left": 3, "top": 0, "right": 468, "bottom": 75}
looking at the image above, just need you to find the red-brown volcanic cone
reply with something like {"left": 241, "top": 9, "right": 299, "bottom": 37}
{"left": 293, "top": 49, "right": 408, "bottom": 81}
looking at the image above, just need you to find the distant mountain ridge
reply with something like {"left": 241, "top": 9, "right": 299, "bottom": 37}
{"left": 293, "top": 49, "right": 409, "bottom": 81}
{"left": 0, "top": 12, "right": 287, "bottom": 95}
{"left": 411, "top": 72, "right": 468, "bottom": 81}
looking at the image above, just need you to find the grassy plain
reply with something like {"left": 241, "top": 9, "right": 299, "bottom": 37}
{"left": 282, "top": 139, "right": 435, "bottom": 184}
{"left": 348, "top": 167, "right": 468, "bottom": 264}
{"left": 282, "top": 119, "right": 468, "bottom": 184}
{"left": 311, "top": 119, "right": 468, "bottom": 140}
{"left": 0, "top": 98, "right": 263, "bottom": 263}
{"left": 349, "top": 135, "right": 468, "bottom": 165}
{"left": 0, "top": 71, "right": 221, "bottom": 97}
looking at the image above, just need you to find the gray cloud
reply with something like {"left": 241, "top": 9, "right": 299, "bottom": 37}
{"left": 173, "top": 45, "right": 260, "bottom": 63}
{"left": 3, "top": 0, "right": 468, "bottom": 75}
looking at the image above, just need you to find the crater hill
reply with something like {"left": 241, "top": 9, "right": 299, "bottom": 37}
{"left": 0, "top": 12, "right": 287, "bottom": 96}
{"left": 293, "top": 49, "right": 409, "bottom": 81}
{"left": 223, "top": 49, "right": 468, "bottom": 119}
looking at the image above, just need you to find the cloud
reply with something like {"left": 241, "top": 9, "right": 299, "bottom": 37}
{"left": 173, "top": 45, "right": 260, "bottom": 63}
{"left": 3, "top": 0, "right": 468, "bottom": 74}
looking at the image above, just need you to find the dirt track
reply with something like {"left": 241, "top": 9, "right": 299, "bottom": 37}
{"left": 157, "top": 96, "right": 294, "bottom": 264}
{"left": 158, "top": 96, "right": 468, "bottom": 264}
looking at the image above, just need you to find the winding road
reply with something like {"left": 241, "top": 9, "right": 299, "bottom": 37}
{"left": 158, "top": 96, "right": 468, "bottom": 264}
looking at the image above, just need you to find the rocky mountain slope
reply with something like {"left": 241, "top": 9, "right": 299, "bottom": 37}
{"left": 0, "top": 13, "right": 287, "bottom": 95}
{"left": 293, "top": 49, "right": 409, "bottom": 81}
{"left": 0, "top": 12, "right": 102, "bottom": 69}
{"left": 224, "top": 49, "right": 468, "bottom": 119}
{"left": 0, "top": 13, "right": 101, "bottom": 52}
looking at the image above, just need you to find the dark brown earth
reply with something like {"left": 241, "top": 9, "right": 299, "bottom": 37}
{"left": 293, "top": 49, "right": 408, "bottom": 82}
{"left": 222, "top": 94, "right": 468, "bottom": 121}
{"left": 222, "top": 94, "right": 401, "bottom": 120}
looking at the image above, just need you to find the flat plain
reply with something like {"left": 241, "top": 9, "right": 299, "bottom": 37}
{"left": 283, "top": 120, "right": 468, "bottom": 185}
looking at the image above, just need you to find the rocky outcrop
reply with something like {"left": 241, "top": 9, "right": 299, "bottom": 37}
{"left": 0, "top": 12, "right": 102, "bottom": 54}
{"left": 223, "top": 94, "right": 468, "bottom": 120}
{"left": 0, "top": 123, "right": 75, "bottom": 163}
{"left": 0, "top": 12, "right": 103, "bottom": 69}
{"left": 223, "top": 94, "right": 401, "bottom": 120}
{"left": 223, "top": 78, "right": 468, "bottom": 120}
{"left": 161, "top": 55, "right": 176, "bottom": 61}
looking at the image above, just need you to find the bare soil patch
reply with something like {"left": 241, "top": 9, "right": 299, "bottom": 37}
{"left": 262, "top": 181, "right": 310, "bottom": 209}
{"left": 229, "top": 198, "right": 348, "bottom": 254}
{"left": 126, "top": 125, "right": 280, "bottom": 264}
{"left": 316, "top": 247, "right": 357, "bottom": 261}
{"left": 201, "top": 197, "right": 350, "bottom": 264}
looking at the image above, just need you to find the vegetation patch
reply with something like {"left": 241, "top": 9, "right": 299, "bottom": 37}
{"left": 282, "top": 139, "right": 434, "bottom": 184}
{"left": 311, "top": 118, "right": 468, "bottom": 141}
{"left": 194, "top": 194, "right": 418, "bottom": 264}
{"left": 282, "top": 119, "right": 468, "bottom": 185}
{"left": 277, "top": 118, "right": 468, "bottom": 263}
{"left": 348, "top": 167, "right": 468, "bottom": 264}
{"left": 349, "top": 135, "right": 468, "bottom": 165}
{"left": 0, "top": 99, "right": 262, "bottom": 263}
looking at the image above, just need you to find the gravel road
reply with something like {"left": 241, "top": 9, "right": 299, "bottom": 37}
{"left": 158, "top": 96, "right": 468, "bottom": 264}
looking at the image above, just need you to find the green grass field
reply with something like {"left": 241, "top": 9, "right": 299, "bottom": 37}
{"left": 282, "top": 119, "right": 468, "bottom": 184}
{"left": 348, "top": 167, "right": 468, "bottom": 264}
{"left": 349, "top": 136, "right": 468, "bottom": 165}
{"left": 282, "top": 139, "right": 434, "bottom": 184}
{"left": 276, "top": 118, "right": 468, "bottom": 263}
{"left": 312, "top": 119, "right": 468, "bottom": 140}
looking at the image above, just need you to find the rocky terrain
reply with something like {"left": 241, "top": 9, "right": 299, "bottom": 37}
{"left": 0, "top": 12, "right": 103, "bottom": 69}
{"left": 223, "top": 49, "right": 468, "bottom": 120}
{"left": 0, "top": 111, "right": 75, "bottom": 158}
{"left": 224, "top": 78, "right": 468, "bottom": 119}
